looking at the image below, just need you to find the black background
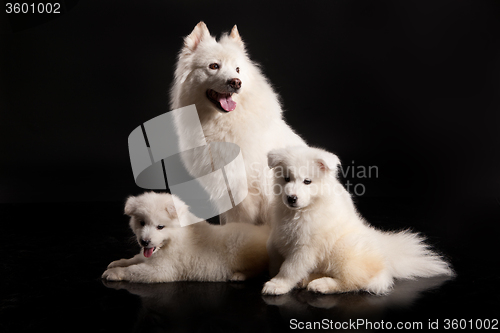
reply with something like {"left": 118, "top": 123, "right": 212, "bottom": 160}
{"left": 2, "top": 0, "right": 499, "bottom": 205}
{"left": 1, "top": 0, "right": 499, "bottom": 332}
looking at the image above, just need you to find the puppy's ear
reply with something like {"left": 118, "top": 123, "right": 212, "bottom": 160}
{"left": 165, "top": 195, "right": 189, "bottom": 219}
{"left": 315, "top": 151, "right": 341, "bottom": 173}
{"left": 229, "top": 25, "right": 244, "bottom": 48}
{"left": 184, "top": 21, "right": 211, "bottom": 52}
{"left": 268, "top": 149, "right": 287, "bottom": 169}
{"left": 124, "top": 196, "right": 137, "bottom": 216}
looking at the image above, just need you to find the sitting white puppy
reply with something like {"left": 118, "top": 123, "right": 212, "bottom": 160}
{"left": 263, "top": 146, "right": 453, "bottom": 295}
{"left": 102, "top": 192, "right": 269, "bottom": 283}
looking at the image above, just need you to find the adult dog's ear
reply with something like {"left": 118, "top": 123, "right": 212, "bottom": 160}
{"left": 229, "top": 25, "right": 244, "bottom": 48}
{"left": 315, "top": 150, "right": 341, "bottom": 173}
{"left": 124, "top": 196, "right": 137, "bottom": 216}
{"left": 184, "top": 21, "right": 211, "bottom": 52}
{"left": 267, "top": 149, "right": 287, "bottom": 169}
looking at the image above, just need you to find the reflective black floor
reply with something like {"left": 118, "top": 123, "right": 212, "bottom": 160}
{"left": 1, "top": 198, "right": 498, "bottom": 332}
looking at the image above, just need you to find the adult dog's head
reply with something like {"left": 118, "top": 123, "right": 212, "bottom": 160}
{"left": 171, "top": 22, "right": 254, "bottom": 114}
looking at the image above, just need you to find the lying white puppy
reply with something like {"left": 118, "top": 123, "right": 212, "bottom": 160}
{"left": 102, "top": 192, "right": 269, "bottom": 283}
{"left": 263, "top": 146, "right": 453, "bottom": 295}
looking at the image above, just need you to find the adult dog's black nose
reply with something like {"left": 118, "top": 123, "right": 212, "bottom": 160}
{"left": 140, "top": 239, "right": 150, "bottom": 247}
{"left": 287, "top": 195, "right": 298, "bottom": 205}
{"left": 228, "top": 78, "right": 242, "bottom": 90}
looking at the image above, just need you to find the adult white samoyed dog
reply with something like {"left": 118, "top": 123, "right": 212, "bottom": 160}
{"left": 263, "top": 146, "right": 453, "bottom": 295}
{"left": 171, "top": 22, "right": 306, "bottom": 225}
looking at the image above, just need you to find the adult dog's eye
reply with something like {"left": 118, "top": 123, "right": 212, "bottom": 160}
{"left": 284, "top": 176, "right": 291, "bottom": 182}
{"left": 304, "top": 179, "right": 312, "bottom": 185}
{"left": 236, "top": 67, "right": 240, "bottom": 73}
{"left": 157, "top": 225, "right": 165, "bottom": 230}
{"left": 209, "top": 63, "right": 219, "bottom": 70}
{"left": 139, "top": 221, "right": 145, "bottom": 227}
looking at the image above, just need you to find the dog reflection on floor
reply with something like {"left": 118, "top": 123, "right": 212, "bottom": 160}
{"left": 261, "top": 275, "right": 452, "bottom": 319}
{"left": 102, "top": 275, "right": 451, "bottom": 331}
{"left": 102, "top": 280, "right": 268, "bottom": 332}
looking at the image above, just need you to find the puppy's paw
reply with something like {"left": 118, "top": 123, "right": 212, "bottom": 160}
{"left": 107, "top": 259, "right": 127, "bottom": 269}
{"left": 102, "top": 267, "right": 126, "bottom": 281}
{"left": 262, "top": 279, "right": 292, "bottom": 295}
{"left": 307, "top": 277, "right": 339, "bottom": 294}
{"left": 230, "top": 272, "right": 247, "bottom": 282}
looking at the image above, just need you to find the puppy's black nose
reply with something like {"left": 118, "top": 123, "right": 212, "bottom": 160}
{"left": 140, "top": 239, "right": 150, "bottom": 247}
{"left": 287, "top": 195, "right": 298, "bottom": 204}
{"left": 228, "top": 78, "right": 242, "bottom": 90}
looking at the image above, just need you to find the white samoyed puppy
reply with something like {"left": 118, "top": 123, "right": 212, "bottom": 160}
{"left": 262, "top": 146, "right": 453, "bottom": 295}
{"left": 171, "top": 22, "right": 306, "bottom": 225}
{"left": 102, "top": 192, "right": 269, "bottom": 283}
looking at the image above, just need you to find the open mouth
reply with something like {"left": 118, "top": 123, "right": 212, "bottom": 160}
{"left": 206, "top": 89, "right": 236, "bottom": 112}
{"left": 143, "top": 247, "right": 157, "bottom": 258}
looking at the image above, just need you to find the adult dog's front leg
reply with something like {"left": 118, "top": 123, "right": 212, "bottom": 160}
{"left": 267, "top": 237, "right": 284, "bottom": 278}
{"left": 262, "top": 249, "right": 315, "bottom": 295}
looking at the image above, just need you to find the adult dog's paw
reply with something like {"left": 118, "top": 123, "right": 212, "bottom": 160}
{"left": 230, "top": 272, "right": 247, "bottom": 282}
{"left": 262, "top": 279, "right": 292, "bottom": 295}
{"left": 102, "top": 267, "right": 126, "bottom": 281}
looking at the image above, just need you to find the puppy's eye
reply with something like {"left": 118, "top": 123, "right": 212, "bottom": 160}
{"left": 236, "top": 67, "right": 240, "bottom": 73}
{"left": 157, "top": 225, "right": 165, "bottom": 230}
{"left": 209, "top": 63, "right": 219, "bottom": 70}
{"left": 304, "top": 179, "right": 312, "bottom": 185}
{"left": 284, "top": 176, "right": 291, "bottom": 182}
{"left": 139, "top": 221, "right": 145, "bottom": 227}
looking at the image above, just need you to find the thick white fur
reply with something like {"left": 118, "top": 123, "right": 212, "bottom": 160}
{"left": 102, "top": 192, "right": 269, "bottom": 283}
{"left": 171, "top": 22, "right": 306, "bottom": 225}
{"left": 263, "top": 146, "right": 453, "bottom": 295}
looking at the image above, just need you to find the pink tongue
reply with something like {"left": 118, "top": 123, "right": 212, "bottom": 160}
{"left": 143, "top": 247, "right": 154, "bottom": 258}
{"left": 219, "top": 94, "right": 236, "bottom": 112}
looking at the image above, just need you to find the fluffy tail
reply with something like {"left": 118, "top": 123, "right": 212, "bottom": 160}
{"left": 378, "top": 229, "right": 454, "bottom": 280}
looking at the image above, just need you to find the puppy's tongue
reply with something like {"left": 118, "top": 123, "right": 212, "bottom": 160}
{"left": 143, "top": 247, "right": 154, "bottom": 258}
{"left": 219, "top": 94, "right": 236, "bottom": 112}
